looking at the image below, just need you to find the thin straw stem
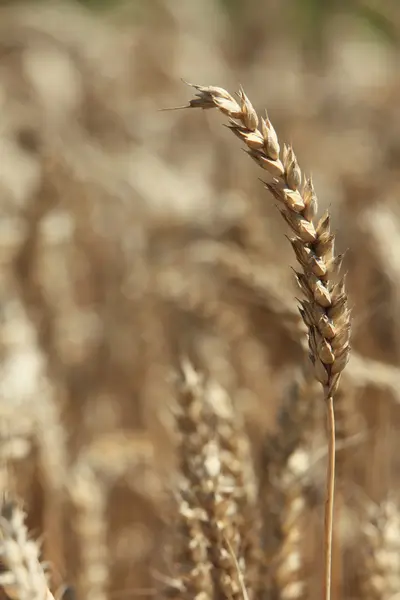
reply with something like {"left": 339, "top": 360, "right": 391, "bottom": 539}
{"left": 323, "top": 396, "right": 336, "bottom": 600}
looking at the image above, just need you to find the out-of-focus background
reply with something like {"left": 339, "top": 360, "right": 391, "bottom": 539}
{"left": 1, "top": 0, "right": 400, "bottom": 599}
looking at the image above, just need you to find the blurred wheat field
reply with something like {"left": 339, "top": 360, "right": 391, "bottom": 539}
{"left": 0, "top": 1, "right": 400, "bottom": 600}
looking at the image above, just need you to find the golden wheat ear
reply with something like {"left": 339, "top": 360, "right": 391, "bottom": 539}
{"left": 357, "top": 498, "right": 400, "bottom": 600}
{"left": 0, "top": 498, "right": 55, "bottom": 600}
{"left": 165, "top": 359, "right": 259, "bottom": 600}
{"left": 181, "top": 81, "right": 351, "bottom": 395}
{"left": 163, "top": 359, "right": 214, "bottom": 600}
{"left": 179, "top": 81, "right": 352, "bottom": 600}
{"left": 261, "top": 372, "right": 319, "bottom": 600}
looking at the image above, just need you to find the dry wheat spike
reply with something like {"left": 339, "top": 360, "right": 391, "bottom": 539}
{"left": 0, "top": 498, "right": 55, "bottom": 600}
{"left": 179, "top": 81, "right": 351, "bottom": 600}
{"left": 167, "top": 359, "right": 258, "bottom": 600}
{"left": 182, "top": 82, "right": 351, "bottom": 395}
{"left": 262, "top": 374, "right": 319, "bottom": 600}
{"left": 166, "top": 359, "right": 214, "bottom": 600}
{"left": 359, "top": 498, "right": 400, "bottom": 600}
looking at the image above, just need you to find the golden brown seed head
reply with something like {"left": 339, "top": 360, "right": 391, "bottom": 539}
{"left": 183, "top": 81, "right": 351, "bottom": 394}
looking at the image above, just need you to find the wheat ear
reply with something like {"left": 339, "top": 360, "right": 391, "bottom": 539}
{"left": 181, "top": 81, "right": 351, "bottom": 600}
{"left": 204, "top": 377, "right": 260, "bottom": 600}
{"left": 166, "top": 359, "right": 214, "bottom": 600}
{"left": 262, "top": 372, "right": 319, "bottom": 600}
{"left": 0, "top": 498, "right": 55, "bottom": 600}
{"left": 69, "top": 465, "right": 108, "bottom": 600}
{"left": 170, "top": 359, "right": 255, "bottom": 600}
{"left": 358, "top": 498, "right": 400, "bottom": 600}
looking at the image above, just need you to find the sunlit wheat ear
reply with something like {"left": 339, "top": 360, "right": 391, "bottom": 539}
{"left": 182, "top": 81, "right": 351, "bottom": 398}
{"left": 0, "top": 498, "right": 55, "bottom": 600}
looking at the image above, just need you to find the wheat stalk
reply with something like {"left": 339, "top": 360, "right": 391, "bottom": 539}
{"left": 179, "top": 81, "right": 351, "bottom": 600}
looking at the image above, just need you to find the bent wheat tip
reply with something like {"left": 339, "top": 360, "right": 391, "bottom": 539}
{"left": 183, "top": 81, "right": 351, "bottom": 400}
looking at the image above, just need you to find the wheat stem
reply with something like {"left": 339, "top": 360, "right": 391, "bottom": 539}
{"left": 323, "top": 396, "right": 335, "bottom": 600}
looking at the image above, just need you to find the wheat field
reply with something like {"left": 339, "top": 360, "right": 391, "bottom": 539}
{"left": 0, "top": 2, "right": 400, "bottom": 600}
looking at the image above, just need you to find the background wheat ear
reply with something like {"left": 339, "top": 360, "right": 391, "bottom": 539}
{"left": 164, "top": 358, "right": 259, "bottom": 600}
{"left": 261, "top": 370, "right": 319, "bottom": 600}
{"left": 358, "top": 497, "right": 400, "bottom": 600}
{"left": 0, "top": 497, "right": 55, "bottom": 600}
{"left": 182, "top": 81, "right": 351, "bottom": 600}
